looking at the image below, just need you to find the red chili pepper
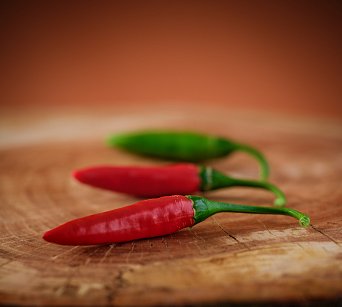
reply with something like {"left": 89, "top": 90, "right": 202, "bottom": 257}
{"left": 73, "top": 164, "right": 199, "bottom": 198}
{"left": 73, "top": 163, "right": 286, "bottom": 206}
{"left": 43, "top": 195, "right": 309, "bottom": 246}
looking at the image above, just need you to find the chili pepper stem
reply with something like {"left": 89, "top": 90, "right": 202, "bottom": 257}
{"left": 188, "top": 196, "right": 310, "bottom": 227}
{"left": 233, "top": 143, "right": 269, "bottom": 181}
{"left": 200, "top": 167, "right": 286, "bottom": 207}
{"left": 232, "top": 179, "right": 286, "bottom": 207}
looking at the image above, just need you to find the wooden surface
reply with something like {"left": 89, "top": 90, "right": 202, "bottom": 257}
{"left": 0, "top": 106, "right": 341, "bottom": 306}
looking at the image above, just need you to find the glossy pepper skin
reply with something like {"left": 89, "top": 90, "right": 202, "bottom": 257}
{"left": 73, "top": 163, "right": 286, "bottom": 206}
{"left": 73, "top": 164, "right": 200, "bottom": 198}
{"left": 43, "top": 195, "right": 310, "bottom": 246}
{"left": 107, "top": 130, "right": 269, "bottom": 180}
{"left": 43, "top": 196, "right": 195, "bottom": 245}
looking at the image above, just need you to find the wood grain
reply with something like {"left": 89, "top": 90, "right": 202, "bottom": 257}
{"left": 0, "top": 106, "right": 341, "bottom": 306}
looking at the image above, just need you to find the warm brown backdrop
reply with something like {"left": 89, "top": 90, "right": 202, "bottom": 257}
{"left": 1, "top": 0, "right": 342, "bottom": 118}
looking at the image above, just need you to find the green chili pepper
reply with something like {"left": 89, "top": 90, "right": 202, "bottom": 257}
{"left": 107, "top": 131, "right": 270, "bottom": 180}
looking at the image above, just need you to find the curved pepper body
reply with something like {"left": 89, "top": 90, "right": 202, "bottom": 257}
{"left": 73, "top": 164, "right": 200, "bottom": 197}
{"left": 107, "top": 131, "right": 234, "bottom": 162}
{"left": 43, "top": 195, "right": 195, "bottom": 245}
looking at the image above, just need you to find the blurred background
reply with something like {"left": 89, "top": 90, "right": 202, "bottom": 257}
{"left": 1, "top": 0, "right": 341, "bottom": 118}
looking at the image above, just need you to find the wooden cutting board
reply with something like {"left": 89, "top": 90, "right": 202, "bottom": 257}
{"left": 0, "top": 106, "right": 341, "bottom": 306}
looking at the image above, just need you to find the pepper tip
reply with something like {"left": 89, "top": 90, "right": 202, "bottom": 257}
{"left": 42, "top": 230, "right": 52, "bottom": 243}
{"left": 72, "top": 169, "right": 82, "bottom": 181}
{"left": 42, "top": 227, "right": 69, "bottom": 245}
{"left": 72, "top": 169, "right": 89, "bottom": 184}
{"left": 105, "top": 135, "right": 120, "bottom": 147}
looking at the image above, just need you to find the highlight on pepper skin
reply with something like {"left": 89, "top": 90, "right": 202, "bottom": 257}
{"left": 72, "top": 163, "right": 286, "bottom": 206}
{"left": 42, "top": 195, "right": 309, "bottom": 246}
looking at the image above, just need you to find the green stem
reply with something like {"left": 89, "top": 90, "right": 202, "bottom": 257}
{"left": 188, "top": 195, "right": 310, "bottom": 227}
{"left": 200, "top": 167, "right": 286, "bottom": 207}
{"left": 233, "top": 143, "right": 270, "bottom": 181}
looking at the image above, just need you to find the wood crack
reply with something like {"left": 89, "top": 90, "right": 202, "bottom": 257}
{"left": 311, "top": 224, "right": 339, "bottom": 245}
{"left": 212, "top": 217, "right": 250, "bottom": 250}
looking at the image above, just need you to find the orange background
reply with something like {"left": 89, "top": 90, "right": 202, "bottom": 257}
{"left": 1, "top": 1, "right": 341, "bottom": 118}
